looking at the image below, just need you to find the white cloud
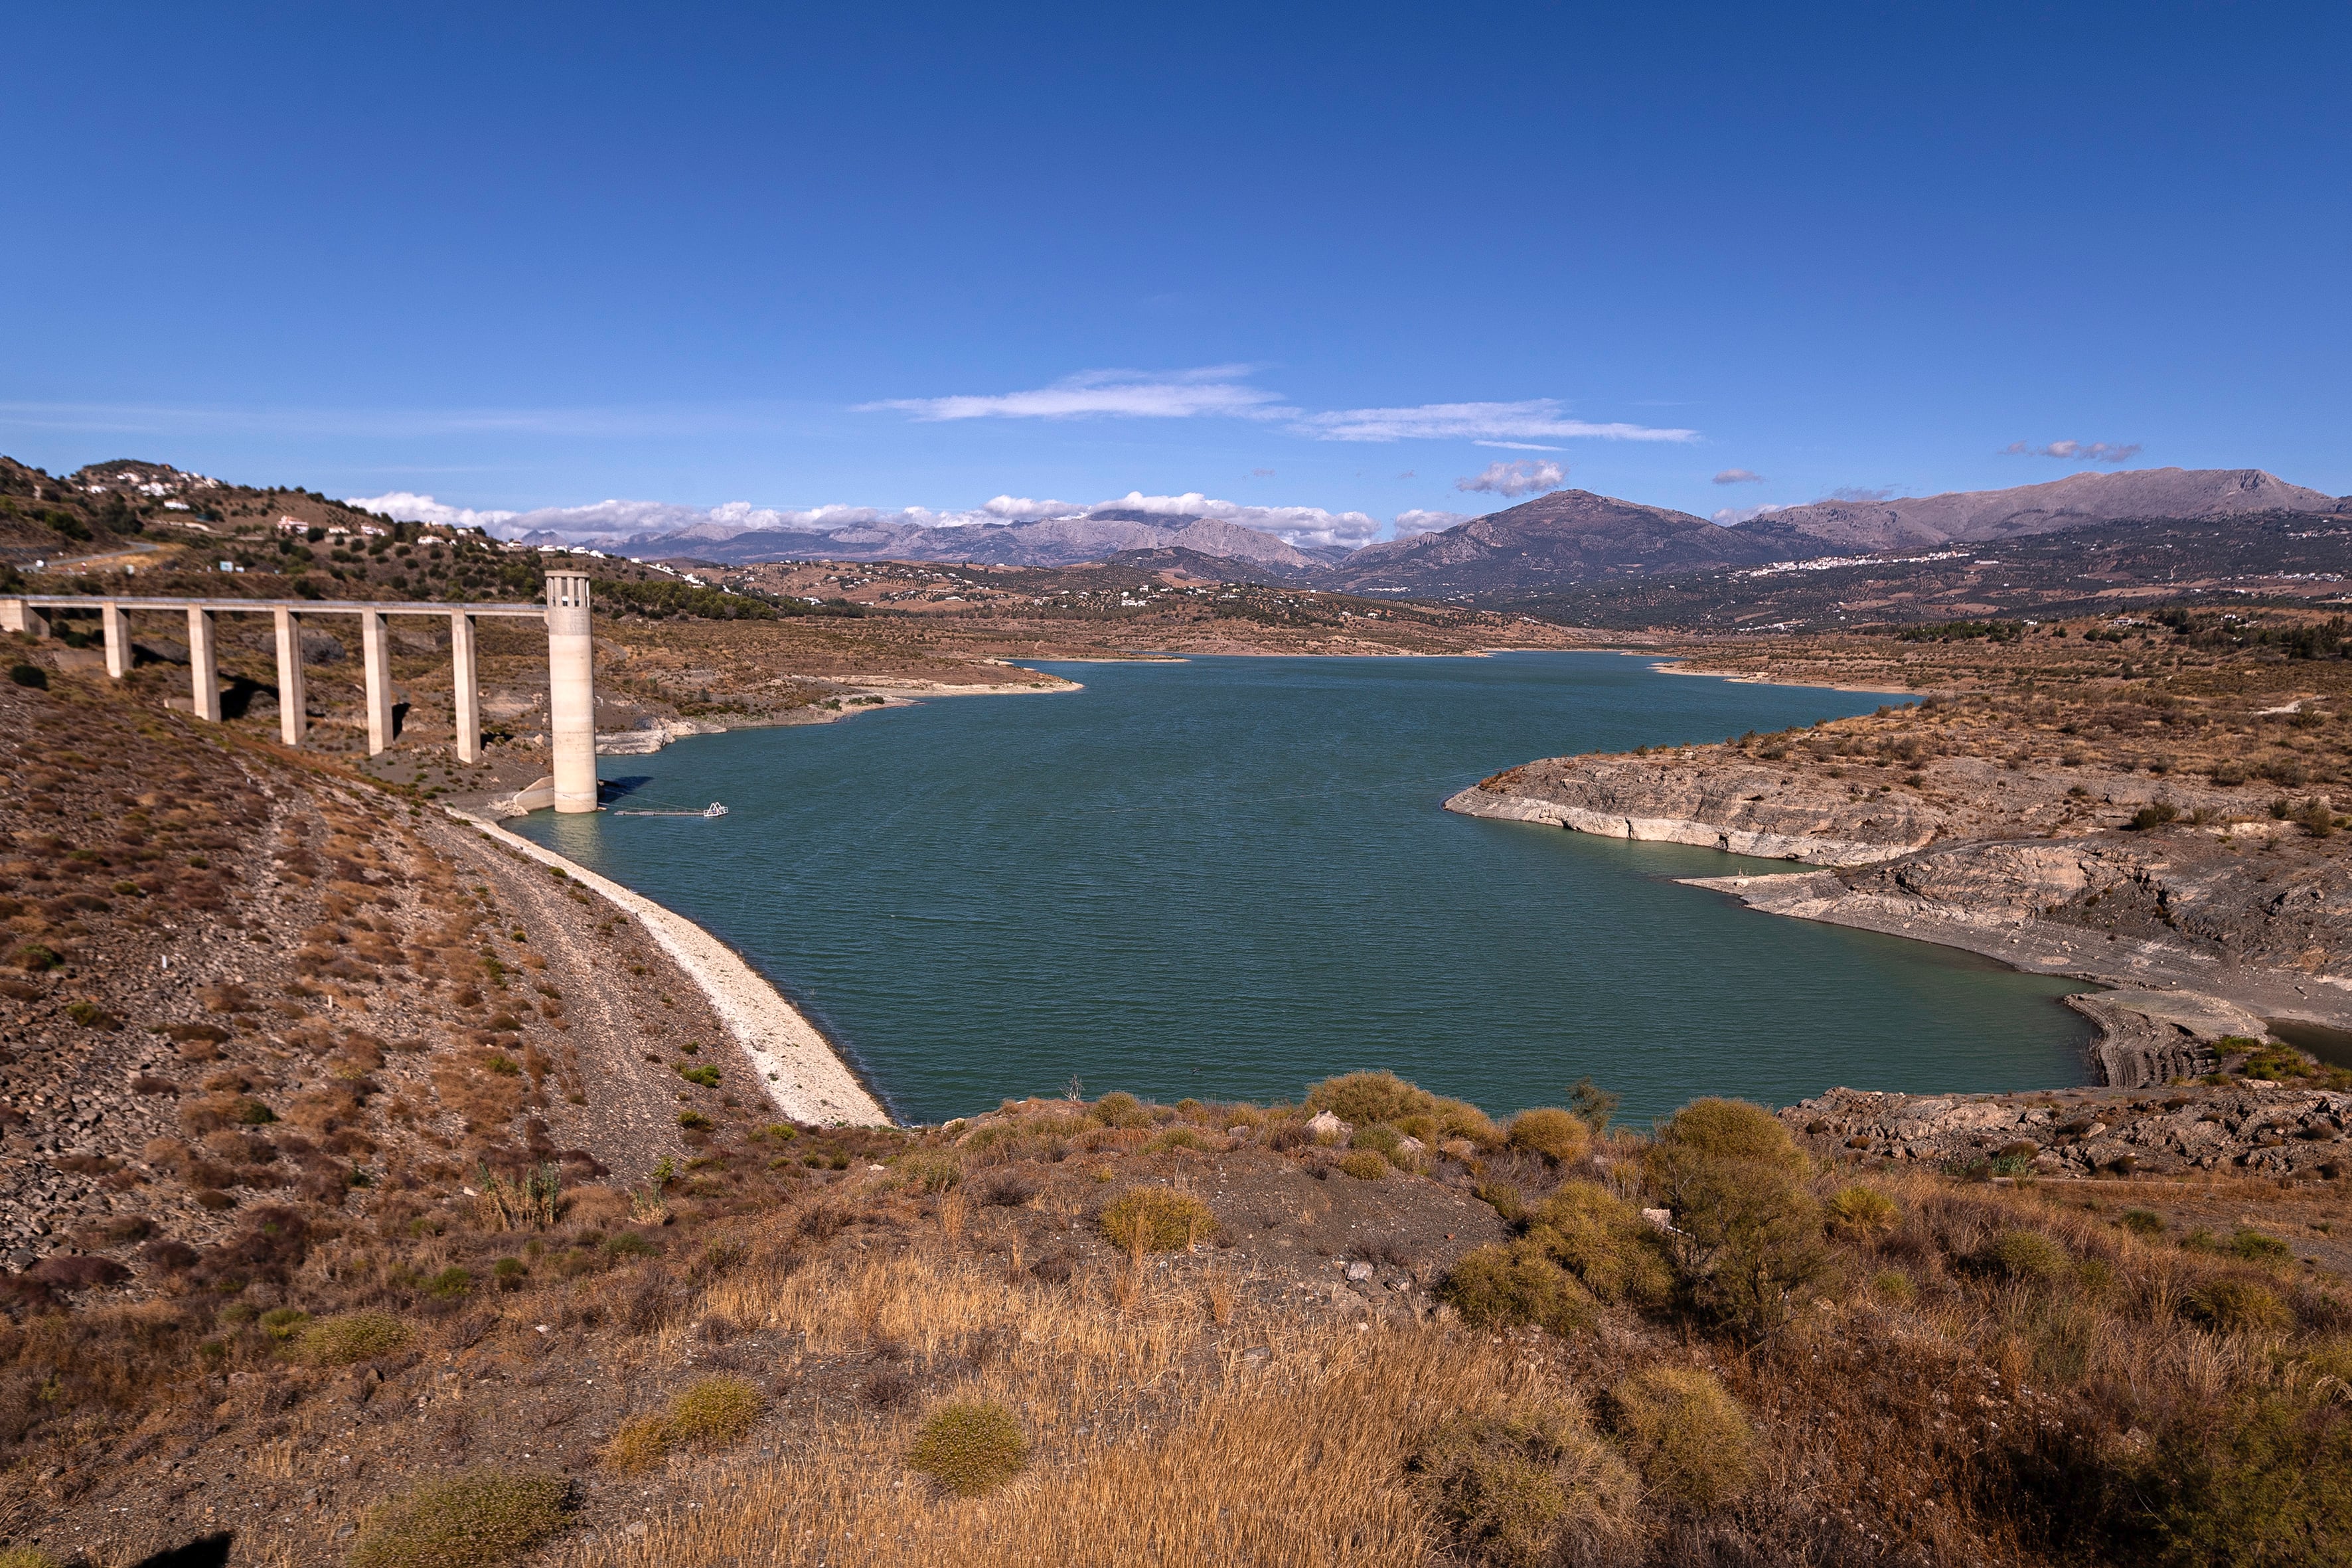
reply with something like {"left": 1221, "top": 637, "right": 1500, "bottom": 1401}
{"left": 859, "top": 366, "right": 1287, "bottom": 422}
{"left": 2003, "top": 439, "right": 2142, "bottom": 463}
{"left": 1712, "top": 468, "right": 1764, "bottom": 485}
{"left": 1473, "top": 439, "right": 1564, "bottom": 451}
{"left": 1713, "top": 503, "right": 1791, "bottom": 525}
{"left": 1822, "top": 486, "right": 1897, "bottom": 503}
{"left": 346, "top": 491, "right": 520, "bottom": 531}
{"left": 1455, "top": 459, "right": 1567, "bottom": 499}
{"left": 1392, "top": 509, "right": 1467, "bottom": 536}
{"left": 858, "top": 371, "right": 1696, "bottom": 445}
{"left": 1298, "top": 400, "right": 1694, "bottom": 444}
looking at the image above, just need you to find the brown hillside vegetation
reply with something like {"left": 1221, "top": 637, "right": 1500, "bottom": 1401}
{"left": 0, "top": 647, "right": 2349, "bottom": 1566}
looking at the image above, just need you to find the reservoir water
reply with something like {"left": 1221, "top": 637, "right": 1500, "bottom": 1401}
{"left": 514, "top": 653, "right": 2092, "bottom": 1124}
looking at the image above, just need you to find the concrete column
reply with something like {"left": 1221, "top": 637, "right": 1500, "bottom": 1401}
{"left": 273, "top": 608, "right": 306, "bottom": 746}
{"left": 544, "top": 570, "right": 597, "bottom": 813}
{"left": 450, "top": 611, "right": 481, "bottom": 764}
{"left": 102, "top": 602, "right": 131, "bottom": 678}
{"left": 0, "top": 600, "right": 48, "bottom": 637}
{"left": 360, "top": 610, "right": 393, "bottom": 756}
{"left": 186, "top": 607, "right": 220, "bottom": 722}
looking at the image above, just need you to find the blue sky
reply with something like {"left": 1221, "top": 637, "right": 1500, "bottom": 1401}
{"left": 5, "top": 2, "right": 2347, "bottom": 545}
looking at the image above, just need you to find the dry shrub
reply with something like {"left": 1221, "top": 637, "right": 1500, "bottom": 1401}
{"left": 1525, "top": 1183, "right": 1672, "bottom": 1308}
{"left": 1608, "top": 1364, "right": 1757, "bottom": 1508}
{"left": 1506, "top": 1107, "right": 1589, "bottom": 1164}
{"left": 603, "top": 1413, "right": 674, "bottom": 1474}
{"left": 2183, "top": 1277, "right": 2294, "bottom": 1336}
{"left": 1338, "top": 1150, "right": 1388, "bottom": 1181}
{"left": 1645, "top": 1099, "right": 1823, "bottom": 1336}
{"left": 1824, "top": 1184, "right": 1901, "bottom": 1238}
{"left": 1097, "top": 1187, "right": 1215, "bottom": 1252}
{"left": 1984, "top": 1228, "right": 2071, "bottom": 1285}
{"left": 1439, "top": 1243, "right": 1596, "bottom": 1336}
{"left": 1410, "top": 1394, "right": 1637, "bottom": 1567}
{"left": 1089, "top": 1092, "right": 1154, "bottom": 1131}
{"left": 670, "top": 1375, "right": 761, "bottom": 1447}
{"left": 291, "top": 1312, "right": 410, "bottom": 1366}
{"left": 1306, "top": 1071, "right": 1433, "bottom": 1126}
{"left": 907, "top": 1399, "right": 1028, "bottom": 1496}
{"left": 347, "top": 1467, "right": 571, "bottom": 1567}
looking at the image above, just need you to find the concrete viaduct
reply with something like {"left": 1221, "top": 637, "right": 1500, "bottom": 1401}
{"left": 1, "top": 569, "right": 599, "bottom": 813}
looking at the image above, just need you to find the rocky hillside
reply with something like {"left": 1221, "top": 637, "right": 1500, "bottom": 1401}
{"left": 1737, "top": 467, "right": 2347, "bottom": 554}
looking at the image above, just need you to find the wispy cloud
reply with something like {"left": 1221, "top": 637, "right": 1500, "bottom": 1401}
{"left": 2003, "top": 439, "right": 2142, "bottom": 463}
{"left": 858, "top": 371, "right": 1695, "bottom": 445}
{"left": 1296, "top": 400, "right": 1693, "bottom": 444}
{"left": 1712, "top": 467, "right": 1764, "bottom": 485}
{"left": 1455, "top": 459, "right": 1567, "bottom": 499}
{"left": 858, "top": 366, "right": 1287, "bottom": 422}
{"left": 1823, "top": 485, "right": 1897, "bottom": 503}
{"left": 1473, "top": 439, "right": 1565, "bottom": 452}
{"left": 1713, "top": 503, "right": 1790, "bottom": 525}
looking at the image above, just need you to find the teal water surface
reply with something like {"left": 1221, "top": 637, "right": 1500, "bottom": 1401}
{"left": 514, "top": 653, "right": 2091, "bottom": 1123}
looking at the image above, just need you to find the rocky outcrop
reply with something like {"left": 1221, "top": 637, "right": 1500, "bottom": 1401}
{"left": 1446, "top": 756, "right": 1946, "bottom": 864}
{"left": 2065, "top": 990, "right": 2262, "bottom": 1087}
{"left": 1784, "top": 1083, "right": 2351, "bottom": 1178}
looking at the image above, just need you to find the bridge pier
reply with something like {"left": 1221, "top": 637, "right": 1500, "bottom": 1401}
{"left": 102, "top": 603, "right": 131, "bottom": 679}
{"left": 359, "top": 611, "right": 393, "bottom": 756}
{"left": 187, "top": 607, "right": 220, "bottom": 722}
{"left": 451, "top": 611, "right": 481, "bottom": 764}
{"left": 545, "top": 570, "right": 597, "bottom": 813}
{"left": 0, "top": 601, "right": 46, "bottom": 638}
{"left": 272, "top": 608, "right": 306, "bottom": 746}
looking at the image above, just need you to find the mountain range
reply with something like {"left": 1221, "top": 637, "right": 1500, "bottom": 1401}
{"left": 606, "top": 466, "right": 2347, "bottom": 605}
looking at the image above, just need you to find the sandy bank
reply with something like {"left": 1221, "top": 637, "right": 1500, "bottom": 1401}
{"left": 444, "top": 808, "right": 890, "bottom": 1126}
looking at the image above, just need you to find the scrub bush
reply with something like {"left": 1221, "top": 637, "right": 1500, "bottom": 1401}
{"left": 1306, "top": 1071, "right": 1431, "bottom": 1127}
{"left": 1984, "top": 1229, "right": 2071, "bottom": 1285}
{"left": 290, "top": 1312, "right": 410, "bottom": 1366}
{"left": 1098, "top": 1187, "right": 1215, "bottom": 1251}
{"left": 907, "top": 1399, "right": 1027, "bottom": 1496}
{"left": 1607, "top": 1365, "right": 1758, "bottom": 1508}
{"left": 1644, "top": 1099, "right": 1823, "bottom": 1335}
{"left": 1338, "top": 1150, "right": 1388, "bottom": 1180}
{"left": 1439, "top": 1241, "right": 1597, "bottom": 1336}
{"left": 1506, "top": 1107, "right": 1589, "bottom": 1164}
{"left": 1824, "top": 1184, "right": 1900, "bottom": 1238}
{"left": 347, "top": 1468, "right": 570, "bottom": 1567}
{"left": 1524, "top": 1183, "right": 1672, "bottom": 1308}
{"left": 1410, "top": 1397, "right": 1637, "bottom": 1567}
{"left": 2183, "top": 1278, "right": 2293, "bottom": 1336}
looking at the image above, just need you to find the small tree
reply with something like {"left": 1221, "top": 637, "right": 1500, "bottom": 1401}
{"left": 1643, "top": 1099, "right": 1824, "bottom": 1336}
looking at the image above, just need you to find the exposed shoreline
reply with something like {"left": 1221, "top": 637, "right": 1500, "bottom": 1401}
{"left": 444, "top": 807, "right": 891, "bottom": 1126}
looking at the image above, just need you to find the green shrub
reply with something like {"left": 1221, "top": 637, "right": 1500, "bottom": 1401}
{"left": 896, "top": 1151, "right": 963, "bottom": 1192}
{"left": 347, "top": 1468, "right": 570, "bottom": 1567}
{"left": 1985, "top": 1229, "right": 2071, "bottom": 1285}
{"left": 10, "top": 943, "right": 61, "bottom": 973}
{"left": 1474, "top": 1182, "right": 1526, "bottom": 1225}
{"left": 425, "top": 1267, "right": 473, "bottom": 1300}
{"left": 1410, "top": 1398, "right": 1638, "bottom": 1567}
{"left": 1439, "top": 1242, "right": 1597, "bottom": 1336}
{"left": 2231, "top": 1229, "right": 2292, "bottom": 1263}
{"left": 676, "top": 1109, "right": 712, "bottom": 1130}
{"left": 233, "top": 1097, "right": 277, "bottom": 1125}
{"left": 2122, "top": 1208, "right": 2167, "bottom": 1238}
{"left": 1098, "top": 1186, "right": 1216, "bottom": 1251}
{"left": 1607, "top": 1365, "right": 1758, "bottom": 1507}
{"left": 291, "top": 1312, "right": 410, "bottom": 1366}
{"left": 1644, "top": 1100, "right": 1822, "bottom": 1335}
{"left": 907, "top": 1400, "right": 1028, "bottom": 1496}
{"left": 2184, "top": 1278, "right": 2294, "bottom": 1336}
{"left": 259, "top": 1306, "right": 310, "bottom": 1340}
{"left": 2136, "top": 1390, "right": 2352, "bottom": 1567}
{"left": 602, "top": 1231, "right": 656, "bottom": 1259}
{"left": 1525, "top": 1184, "right": 1672, "bottom": 1308}
{"left": 6, "top": 664, "right": 48, "bottom": 691}
{"left": 1506, "top": 1107, "right": 1589, "bottom": 1164}
{"left": 1306, "top": 1071, "right": 1434, "bottom": 1127}
{"left": 0, "top": 1547, "right": 60, "bottom": 1568}
{"left": 1091, "top": 1091, "right": 1154, "bottom": 1129}
{"left": 1338, "top": 1150, "right": 1389, "bottom": 1180}
{"left": 1147, "top": 1127, "right": 1214, "bottom": 1152}
{"left": 668, "top": 1375, "right": 761, "bottom": 1447}
{"left": 1824, "top": 1184, "right": 1900, "bottom": 1237}
{"left": 1871, "top": 1269, "right": 1917, "bottom": 1304}
{"left": 676, "top": 1063, "right": 721, "bottom": 1087}
{"left": 1350, "top": 1123, "right": 1403, "bottom": 1157}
